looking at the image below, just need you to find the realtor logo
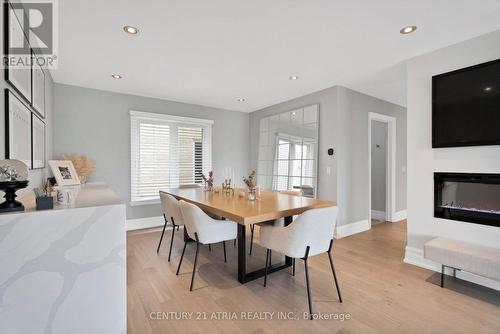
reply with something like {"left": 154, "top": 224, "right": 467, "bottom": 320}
{"left": 3, "top": 0, "right": 58, "bottom": 68}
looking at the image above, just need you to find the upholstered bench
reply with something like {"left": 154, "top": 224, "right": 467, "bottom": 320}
{"left": 424, "top": 237, "right": 500, "bottom": 287}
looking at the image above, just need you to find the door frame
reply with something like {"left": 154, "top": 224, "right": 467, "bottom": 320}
{"left": 368, "top": 112, "right": 397, "bottom": 222}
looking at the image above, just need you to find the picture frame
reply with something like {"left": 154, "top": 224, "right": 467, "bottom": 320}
{"left": 5, "top": 89, "right": 32, "bottom": 168}
{"left": 49, "top": 160, "right": 81, "bottom": 186}
{"left": 4, "top": 1, "right": 32, "bottom": 103}
{"left": 31, "top": 50, "right": 46, "bottom": 118}
{"left": 31, "top": 113, "right": 45, "bottom": 169}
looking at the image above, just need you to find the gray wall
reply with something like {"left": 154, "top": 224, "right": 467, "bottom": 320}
{"left": 1, "top": 2, "right": 54, "bottom": 196}
{"left": 250, "top": 85, "right": 406, "bottom": 226}
{"left": 250, "top": 86, "right": 339, "bottom": 202}
{"left": 371, "top": 120, "right": 387, "bottom": 213}
{"left": 53, "top": 84, "right": 249, "bottom": 219}
{"left": 337, "top": 86, "right": 407, "bottom": 225}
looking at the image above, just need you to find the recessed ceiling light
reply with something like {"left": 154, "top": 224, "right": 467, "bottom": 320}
{"left": 484, "top": 86, "right": 493, "bottom": 92}
{"left": 111, "top": 74, "right": 123, "bottom": 79}
{"left": 123, "top": 26, "right": 139, "bottom": 35}
{"left": 237, "top": 98, "right": 246, "bottom": 102}
{"left": 400, "top": 25, "right": 417, "bottom": 34}
{"left": 289, "top": 76, "right": 299, "bottom": 80}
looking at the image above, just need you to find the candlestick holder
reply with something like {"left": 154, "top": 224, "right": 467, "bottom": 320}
{"left": 222, "top": 179, "right": 234, "bottom": 196}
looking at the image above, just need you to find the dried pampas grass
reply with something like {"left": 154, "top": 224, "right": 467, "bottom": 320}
{"left": 59, "top": 154, "right": 94, "bottom": 178}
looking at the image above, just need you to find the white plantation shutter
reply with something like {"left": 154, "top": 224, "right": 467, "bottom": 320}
{"left": 178, "top": 126, "right": 203, "bottom": 184}
{"left": 130, "top": 111, "right": 213, "bottom": 204}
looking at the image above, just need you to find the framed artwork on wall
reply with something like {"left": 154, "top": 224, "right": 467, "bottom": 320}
{"left": 4, "top": 1, "right": 32, "bottom": 103}
{"left": 5, "top": 89, "right": 32, "bottom": 168}
{"left": 31, "top": 112, "right": 45, "bottom": 169}
{"left": 31, "top": 51, "right": 46, "bottom": 118}
{"left": 49, "top": 160, "right": 81, "bottom": 186}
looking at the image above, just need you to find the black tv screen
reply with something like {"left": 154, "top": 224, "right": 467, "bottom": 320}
{"left": 432, "top": 59, "right": 500, "bottom": 148}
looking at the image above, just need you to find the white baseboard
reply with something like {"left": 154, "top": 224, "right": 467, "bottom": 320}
{"left": 371, "top": 210, "right": 386, "bottom": 220}
{"left": 334, "top": 219, "right": 370, "bottom": 239}
{"left": 127, "top": 216, "right": 165, "bottom": 231}
{"left": 389, "top": 210, "right": 407, "bottom": 222}
{"left": 404, "top": 246, "right": 500, "bottom": 291}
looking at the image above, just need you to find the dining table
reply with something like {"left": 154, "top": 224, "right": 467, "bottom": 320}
{"left": 160, "top": 187, "right": 337, "bottom": 284}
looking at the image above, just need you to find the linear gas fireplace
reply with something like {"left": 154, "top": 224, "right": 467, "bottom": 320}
{"left": 434, "top": 173, "right": 500, "bottom": 228}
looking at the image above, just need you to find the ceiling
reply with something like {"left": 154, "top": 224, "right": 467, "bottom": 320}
{"left": 51, "top": 0, "right": 500, "bottom": 112}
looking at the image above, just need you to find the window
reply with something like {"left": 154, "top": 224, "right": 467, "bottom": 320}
{"left": 130, "top": 110, "right": 213, "bottom": 205}
{"left": 271, "top": 134, "right": 316, "bottom": 192}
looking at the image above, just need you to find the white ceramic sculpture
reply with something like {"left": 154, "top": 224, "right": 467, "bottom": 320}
{"left": 0, "top": 160, "right": 29, "bottom": 181}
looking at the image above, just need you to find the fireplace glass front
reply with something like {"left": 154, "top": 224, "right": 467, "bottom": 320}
{"left": 434, "top": 173, "right": 500, "bottom": 228}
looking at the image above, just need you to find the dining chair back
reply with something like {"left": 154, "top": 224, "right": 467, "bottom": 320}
{"left": 259, "top": 206, "right": 342, "bottom": 319}
{"left": 177, "top": 200, "right": 237, "bottom": 291}
{"left": 157, "top": 192, "right": 184, "bottom": 261}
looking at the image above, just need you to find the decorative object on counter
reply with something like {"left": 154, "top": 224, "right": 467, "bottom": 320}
{"left": 47, "top": 177, "right": 57, "bottom": 186}
{"left": 0, "top": 159, "right": 28, "bottom": 181}
{"left": 0, "top": 180, "right": 29, "bottom": 213}
{"left": 201, "top": 171, "right": 214, "bottom": 191}
{"left": 57, "top": 188, "right": 78, "bottom": 205}
{"left": 243, "top": 170, "right": 257, "bottom": 201}
{"left": 49, "top": 160, "right": 81, "bottom": 186}
{"left": 58, "top": 154, "right": 94, "bottom": 183}
{"left": 0, "top": 160, "right": 29, "bottom": 212}
{"left": 34, "top": 181, "right": 54, "bottom": 210}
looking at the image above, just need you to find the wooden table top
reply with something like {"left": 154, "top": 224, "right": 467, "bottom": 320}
{"left": 160, "top": 188, "right": 336, "bottom": 225}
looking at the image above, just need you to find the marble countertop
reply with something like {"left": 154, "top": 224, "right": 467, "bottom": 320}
{"left": 0, "top": 182, "right": 124, "bottom": 216}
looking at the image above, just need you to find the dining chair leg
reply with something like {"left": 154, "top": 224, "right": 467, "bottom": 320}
{"left": 167, "top": 217, "right": 176, "bottom": 262}
{"left": 176, "top": 241, "right": 187, "bottom": 275}
{"left": 209, "top": 244, "right": 212, "bottom": 252}
{"left": 327, "top": 239, "right": 342, "bottom": 302}
{"left": 269, "top": 250, "right": 272, "bottom": 267}
{"left": 156, "top": 214, "right": 168, "bottom": 253}
{"left": 292, "top": 258, "right": 296, "bottom": 276}
{"left": 223, "top": 240, "right": 227, "bottom": 263}
{"left": 303, "top": 246, "right": 313, "bottom": 320}
{"left": 249, "top": 224, "right": 255, "bottom": 255}
{"left": 190, "top": 233, "right": 200, "bottom": 292}
{"left": 264, "top": 248, "right": 270, "bottom": 287}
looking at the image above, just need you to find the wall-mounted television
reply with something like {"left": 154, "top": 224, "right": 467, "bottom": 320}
{"left": 432, "top": 58, "right": 500, "bottom": 148}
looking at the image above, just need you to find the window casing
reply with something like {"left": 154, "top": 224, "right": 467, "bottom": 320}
{"left": 130, "top": 110, "right": 212, "bottom": 205}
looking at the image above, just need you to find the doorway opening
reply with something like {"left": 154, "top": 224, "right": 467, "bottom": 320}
{"left": 368, "top": 112, "right": 396, "bottom": 225}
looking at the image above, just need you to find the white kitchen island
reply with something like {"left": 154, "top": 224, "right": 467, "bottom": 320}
{"left": 0, "top": 183, "right": 126, "bottom": 334}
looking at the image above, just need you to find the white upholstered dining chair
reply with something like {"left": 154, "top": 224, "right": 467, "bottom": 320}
{"left": 259, "top": 206, "right": 342, "bottom": 319}
{"left": 157, "top": 192, "right": 185, "bottom": 261}
{"left": 177, "top": 200, "right": 237, "bottom": 291}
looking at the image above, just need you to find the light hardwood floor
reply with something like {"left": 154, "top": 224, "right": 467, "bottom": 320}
{"left": 127, "top": 221, "right": 500, "bottom": 334}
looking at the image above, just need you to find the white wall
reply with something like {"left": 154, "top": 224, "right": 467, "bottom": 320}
{"left": 405, "top": 30, "right": 500, "bottom": 289}
{"left": 1, "top": 2, "right": 54, "bottom": 196}
{"left": 53, "top": 84, "right": 249, "bottom": 220}
{"left": 371, "top": 120, "right": 387, "bottom": 213}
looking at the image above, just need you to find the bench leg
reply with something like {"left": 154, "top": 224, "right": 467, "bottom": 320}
{"left": 440, "top": 265, "right": 445, "bottom": 288}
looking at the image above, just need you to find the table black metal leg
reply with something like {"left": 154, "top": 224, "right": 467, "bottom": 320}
{"left": 237, "top": 217, "right": 294, "bottom": 284}
{"left": 237, "top": 224, "right": 247, "bottom": 283}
